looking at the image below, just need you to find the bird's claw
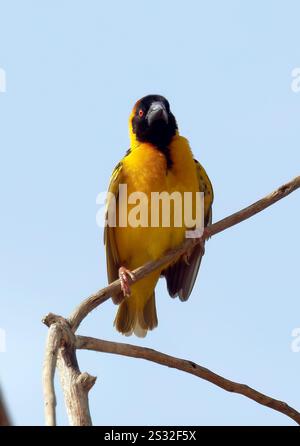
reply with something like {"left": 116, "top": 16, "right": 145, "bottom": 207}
{"left": 191, "top": 227, "right": 208, "bottom": 247}
{"left": 119, "top": 267, "right": 135, "bottom": 297}
{"left": 183, "top": 252, "right": 191, "bottom": 265}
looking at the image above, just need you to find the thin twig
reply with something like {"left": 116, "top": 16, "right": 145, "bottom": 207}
{"left": 76, "top": 335, "right": 300, "bottom": 425}
{"left": 68, "top": 175, "right": 300, "bottom": 331}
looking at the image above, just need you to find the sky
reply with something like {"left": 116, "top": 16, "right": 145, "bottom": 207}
{"left": 0, "top": 0, "right": 300, "bottom": 426}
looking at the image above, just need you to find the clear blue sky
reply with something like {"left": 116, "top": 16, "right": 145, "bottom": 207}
{"left": 1, "top": 0, "right": 300, "bottom": 426}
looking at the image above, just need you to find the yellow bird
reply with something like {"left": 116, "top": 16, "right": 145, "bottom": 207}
{"left": 104, "top": 95, "right": 213, "bottom": 337}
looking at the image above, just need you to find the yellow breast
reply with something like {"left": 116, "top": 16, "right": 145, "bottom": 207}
{"left": 114, "top": 135, "right": 199, "bottom": 269}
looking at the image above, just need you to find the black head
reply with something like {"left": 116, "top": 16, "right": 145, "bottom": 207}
{"left": 131, "top": 95, "right": 178, "bottom": 148}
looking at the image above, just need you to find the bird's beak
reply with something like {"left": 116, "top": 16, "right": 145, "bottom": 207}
{"left": 146, "top": 102, "right": 168, "bottom": 126}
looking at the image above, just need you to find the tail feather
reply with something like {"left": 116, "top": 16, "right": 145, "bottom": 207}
{"left": 143, "top": 293, "right": 158, "bottom": 330}
{"left": 114, "top": 293, "right": 158, "bottom": 337}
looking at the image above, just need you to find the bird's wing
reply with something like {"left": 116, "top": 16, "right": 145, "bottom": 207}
{"left": 104, "top": 161, "right": 124, "bottom": 302}
{"left": 162, "top": 158, "right": 213, "bottom": 301}
{"left": 195, "top": 158, "right": 214, "bottom": 227}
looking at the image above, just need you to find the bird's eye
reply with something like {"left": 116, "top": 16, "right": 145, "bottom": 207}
{"left": 138, "top": 109, "right": 144, "bottom": 118}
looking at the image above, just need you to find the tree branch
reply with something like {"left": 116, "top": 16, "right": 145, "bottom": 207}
{"left": 76, "top": 335, "right": 300, "bottom": 425}
{"left": 43, "top": 314, "right": 96, "bottom": 426}
{"left": 68, "top": 175, "right": 300, "bottom": 332}
{"left": 0, "top": 387, "right": 10, "bottom": 427}
{"left": 42, "top": 321, "right": 61, "bottom": 426}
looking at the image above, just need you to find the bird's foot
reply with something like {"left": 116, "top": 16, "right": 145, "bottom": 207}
{"left": 184, "top": 228, "right": 208, "bottom": 263}
{"left": 197, "top": 228, "right": 208, "bottom": 255}
{"left": 191, "top": 227, "right": 209, "bottom": 247}
{"left": 182, "top": 251, "right": 191, "bottom": 265}
{"left": 118, "top": 266, "right": 135, "bottom": 297}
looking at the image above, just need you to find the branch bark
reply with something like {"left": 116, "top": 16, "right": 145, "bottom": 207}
{"left": 68, "top": 175, "right": 300, "bottom": 332}
{"left": 43, "top": 314, "right": 96, "bottom": 426}
{"left": 76, "top": 335, "right": 300, "bottom": 425}
{"left": 42, "top": 322, "right": 61, "bottom": 425}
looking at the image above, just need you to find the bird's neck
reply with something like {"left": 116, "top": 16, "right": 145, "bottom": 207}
{"left": 129, "top": 131, "right": 181, "bottom": 170}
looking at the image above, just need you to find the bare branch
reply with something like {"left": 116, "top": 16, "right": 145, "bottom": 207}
{"left": 76, "top": 335, "right": 300, "bottom": 425}
{"left": 43, "top": 314, "right": 96, "bottom": 426}
{"left": 0, "top": 388, "right": 10, "bottom": 427}
{"left": 207, "top": 175, "right": 300, "bottom": 238}
{"left": 68, "top": 175, "right": 300, "bottom": 332}
{"left": 42, "top": 322, "right": 61, "bottom": 426}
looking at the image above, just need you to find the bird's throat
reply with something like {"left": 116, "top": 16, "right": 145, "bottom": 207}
{"left": 155, "top": 145, "right": 173, "bottom": 170}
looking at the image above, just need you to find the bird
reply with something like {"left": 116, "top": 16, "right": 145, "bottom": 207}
{"left": 104, "top": 94, "right": 213, "bottom": 337}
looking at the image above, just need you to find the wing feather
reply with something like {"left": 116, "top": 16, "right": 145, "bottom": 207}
{"left": 104, "top": 161, "right": 124, "bottom": 303}
{"left": 162, "top": 158, "right": 213, "bottom": 301}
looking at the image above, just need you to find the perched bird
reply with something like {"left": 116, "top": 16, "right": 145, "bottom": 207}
{"left": 104, "top": 95, "right": 213, "bottom": 337}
